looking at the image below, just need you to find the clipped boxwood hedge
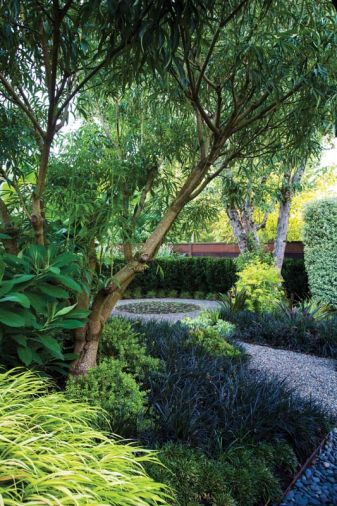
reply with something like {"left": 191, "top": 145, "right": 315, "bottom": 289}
{"left": 107, "top": 256, "right": 308, "bottom": 299}
{"left": 303, "top": 198, "right": 337, "bottom": 306}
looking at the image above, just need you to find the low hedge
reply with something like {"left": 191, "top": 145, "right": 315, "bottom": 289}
{"left": 108, "top": 257, "right": 308, "bottom": 299}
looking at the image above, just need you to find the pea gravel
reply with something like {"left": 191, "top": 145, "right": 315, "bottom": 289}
{"left": 239, "top": 342, "right": 337, "bottom": 417}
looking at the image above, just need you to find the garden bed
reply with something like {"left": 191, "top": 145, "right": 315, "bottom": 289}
{"left": 66, "top": 315, "right": 333, "bottom": 505}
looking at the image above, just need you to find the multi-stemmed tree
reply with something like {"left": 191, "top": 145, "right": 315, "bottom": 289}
{"left": 1, "top": 0, "right": 336, "bottom": 373}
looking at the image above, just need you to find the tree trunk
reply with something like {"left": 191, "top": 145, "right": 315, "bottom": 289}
{"left": 31, "top": 140, "right": 51, "bottom": 245}
{"left": 227, "top": 208, "right": 248, "bottom": 252}
{"left": 274, "top": 198, "right": 291, "bottom": 270}
{"left": 273, "top": 165, "right": 305, "bottom": 271}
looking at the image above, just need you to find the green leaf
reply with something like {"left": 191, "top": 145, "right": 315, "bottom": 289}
{"left": 55, "top": 274, "right": 82, "bottom": 293}
{"left": 13, "top": 335, "right": 28, "bottom": 346}
{"left": 28, "top": 292, "right": 48, "bottom": 313}
{"left": 0, "top": 308, "right": 26, "bottom": 327}
{"left": 50, "top": 319, "right": 85, "bottom": 329}
{"left": 0, "top": 280, "right": 14, "bottom": 297}
{"left": 36, "top": 336, "right": 63, "bottom": 359}
{"left": 54, "top": 303, "right": 77, "bottom": 317}
{"left": 12, "top": 274, "right": 35, "bottom": 285}
{"left": 52, "top": 252, "right": 79, "bottom": 267}
{"left": 0, "top": 292, "right": 30, "bottom": 308}
{"left": 17, "top": 346, "right": 33, "bottom": 366}
{"left": 39, "top": 283, "right": 69, "bottom": 299}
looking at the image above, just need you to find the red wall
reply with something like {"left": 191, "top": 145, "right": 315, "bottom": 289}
{"left": 172, "top": 242, "right": 304, "bottom": 258}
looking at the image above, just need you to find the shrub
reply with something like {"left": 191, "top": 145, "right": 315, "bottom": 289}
{"left": 236, "top": 260, "right": 284, "bottom": 312}
{"left": 100, "top": 317, "right": 160, "bottom": 381}
{"left": 182, "top": 310, "right": 239, "bottom": 358}
{"left": 156, "top": 288, "right": 167, "bottom": 298}
{"left": 282, "top": 258, "right": 309, "bottom": 300}
{"left": 180, "top": 290, "right": 193, "bottom": 299}
{"left": 0, "top": 369, "right": 169, "bottom": 506}
{"left": 167, "top": 289, "right": 178, "bottom": 298}
{"left": 0, "top": 245, "right": 88, "bottom": 372}
{"left": 132, "top": 287, "right": 143, "bottom": 298}
{"left": 145, "top": 289, "right": 157, "bottom": 298}
{"left": 148, "top": 442, "right": 297, "bottom": 506}
{"left": 303, "top": 198, "right": 337, "bottom": 306}
{"left": 66, "top": 358, "right": 148, "bottom": 436}
{"left": 193, "top": 290, "right": 206, "bottom": 300}
{"left": 187, "top": 326, "right": 240, "bottom": 358}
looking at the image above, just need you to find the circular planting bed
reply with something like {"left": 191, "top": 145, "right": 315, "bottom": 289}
{"left": 116, "top": 301, "right": 201, "bottom": 314}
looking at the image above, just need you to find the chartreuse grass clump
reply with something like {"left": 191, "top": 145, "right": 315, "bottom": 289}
{"left": 0, "top": 369, "right": 170, "bottom": 506}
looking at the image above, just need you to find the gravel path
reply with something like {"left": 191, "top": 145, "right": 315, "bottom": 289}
{"left": 240, "top": 342, "right": 337, "bottom": 418}
{"left": 112, "top": 298, "right": 221, "bottom": 323}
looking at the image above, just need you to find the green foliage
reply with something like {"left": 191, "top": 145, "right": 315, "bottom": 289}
{"left": 303, "top": 198, "right": 337, "bottom": 306}
{"left": 218, "top": 288, "right": 249, "bottom": 313}
{"left": 149, "top": 442, "right": 297, "bottom": 506}
{"left": 99, "top": 317, "right": 160, "bottom": 381}
{"left": 66, "top": 358, "right": 148, "bottom": 436}
{"left": 0, "top": 369, "right": 169, "bottom": 506}
{"left": 0, "top": 245, "right": 88, "bottom": 372}
{"left": 225, "top": 307, "right": 337, "bottom": 359}
{"left": 236, "top": 260, "right": 284, "bottom": 312}
{"left": 111, "top": 257, "right": 237, "bottom": 295}
{"left": 187, "top": 326, "right": 240, "bottom": 358}
{"left": 182, "top": 310, "right": 238, "bottom": 357}
{"left": 110, "top": 256, "right": 307, "bottom": 300}
{"left": 282, "top": 258, "right": 309, "bottom": 301}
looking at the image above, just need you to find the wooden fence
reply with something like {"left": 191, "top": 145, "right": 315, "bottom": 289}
{"left": 172, "top": 241, "right": 304, "bottom": 258}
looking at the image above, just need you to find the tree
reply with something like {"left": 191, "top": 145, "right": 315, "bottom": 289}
{"left": 67, "top": 0, "right": 336, "bottom": 373}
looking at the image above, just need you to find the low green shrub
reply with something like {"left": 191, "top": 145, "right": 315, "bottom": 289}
{"left": 66, "top": 358, "right": 148, "bottom": 436}
{"left": 167, "top": 289, "right": 178, "bottom": 298}
{"left": 132, "top": 287, "right": 143, "bottom": 298}
{"left": 145, "top": 289, "right": 157, "bottom": 298}
{"left": 182, "top": 311, "right": 238, "bottom": 357}
{"left": 187, "top": 326, "right": 240, "bottom": 358}
{"left": 180, "top": 290, "right": 193, "bottom": 299}
{"left": 0, "top": 369, "right": 169, "bottom": 506}
{"left": 193, "top": 290, "right": 206, "bottom": 300}
{"left": 236, "top": 260, "right": 284, "bottom": 312}
{"left": 99, "top": 317, "right": 160, "bottom": 381}
{"left": 206, "top": 292, "right": 218, "bottom": 300}
{"left": 149, "top": 442, "right": 297, "bottom": 506}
